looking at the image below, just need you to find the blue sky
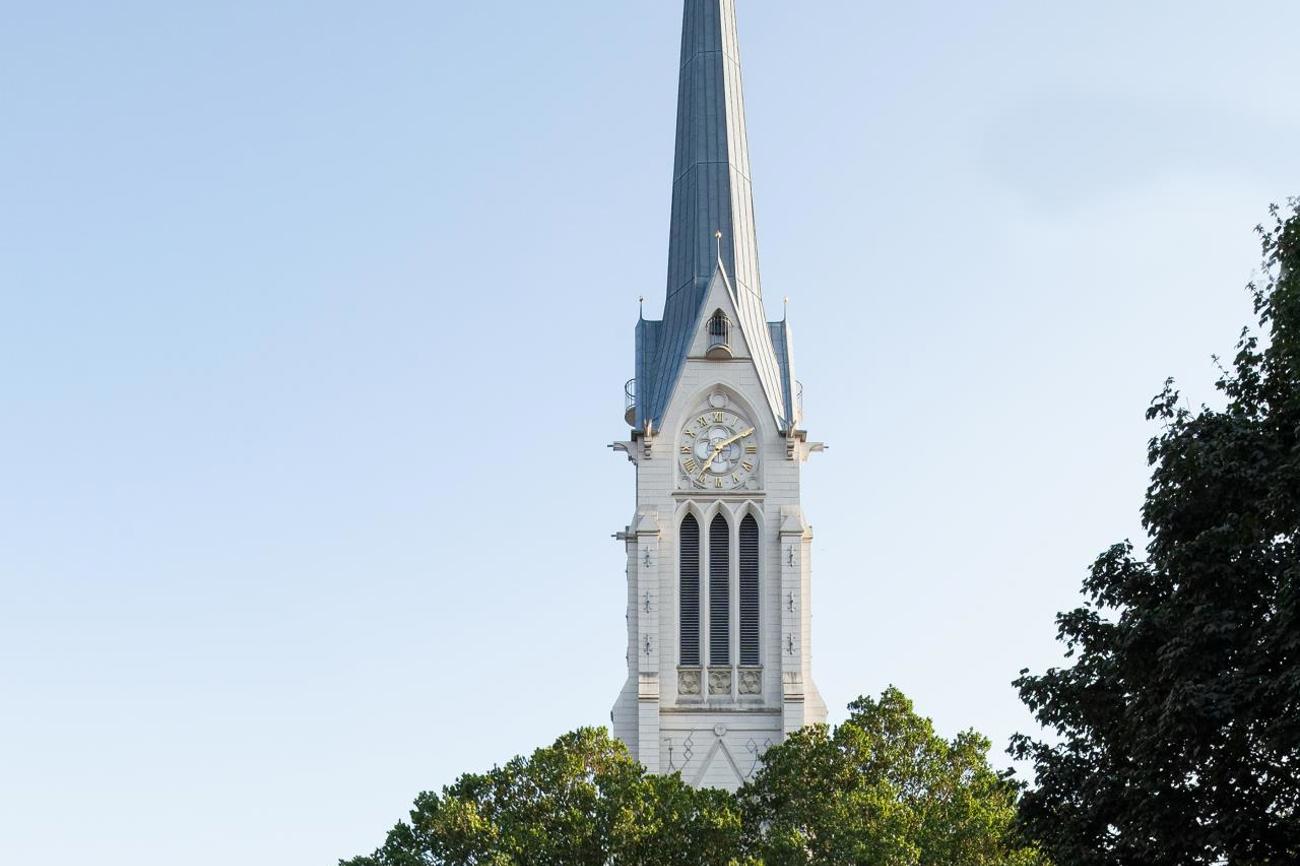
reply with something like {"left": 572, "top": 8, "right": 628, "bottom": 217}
{"left": 2, "top": 1, "right": 1298, "bottom": 863}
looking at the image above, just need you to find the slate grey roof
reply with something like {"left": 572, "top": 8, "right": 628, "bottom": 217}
{"left": 768, "top": 320, "right": 799, "bottom": 429}
{"left": 636, "top": 0, "right": 791, "bottom": 433}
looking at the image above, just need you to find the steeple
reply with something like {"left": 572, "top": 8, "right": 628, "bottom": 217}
{"left": 612, "top": 1, "right": 827, "bottom": 786}
{"left": 637, "top": 0, "right": 793, "bottom": 433}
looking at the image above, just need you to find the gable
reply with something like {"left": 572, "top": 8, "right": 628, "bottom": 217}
{"left": 636, "top": 261, "right": 790, "bottom": 430}
{"left": 687, "top": 266, "right": 752, "bottom": 359}
{"left": 690, "top": 739, "right": 746, "bottom": 791}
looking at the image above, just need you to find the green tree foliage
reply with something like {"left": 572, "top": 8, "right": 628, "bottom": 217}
{"left": 340, "top": 728, "right": 746, "bottom": 866}
{"left": 1012, "top": 201, "right": 1300, "bottom": 865}
{"left": 344, "top": 692, "right": 1041, "bottom": 866}
{"left": 738, "top": 688, "right": 1044, "bottom": 866}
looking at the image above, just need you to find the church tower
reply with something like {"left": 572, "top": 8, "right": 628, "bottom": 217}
{"left": 611, "top": 0, "right": 827, "bottom": 791}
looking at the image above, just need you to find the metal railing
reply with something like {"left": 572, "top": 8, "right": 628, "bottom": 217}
{"left": 624, "top": 378, "right": 637, "bottom": 426}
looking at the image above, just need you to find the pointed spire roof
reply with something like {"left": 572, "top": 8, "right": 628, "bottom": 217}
{"left": 637, "top": 0, "right": 792, "bottom": 433}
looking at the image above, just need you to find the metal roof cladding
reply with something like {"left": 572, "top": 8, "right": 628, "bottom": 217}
{"left": 636, "top": 0, "right": 793, "bottom": 434}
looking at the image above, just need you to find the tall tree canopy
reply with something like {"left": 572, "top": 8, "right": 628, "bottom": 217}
{"left": 738, "top": 688, "right": 1044, "bottom": 866}
{"left": 343, "top": 691, "right": 1040, "bottom": 866}
{"left": 1013, "top": 201, "right": 1300, "bottom": 865}
{"left": 341, "top": 728, "right": 745, "bottom": 866}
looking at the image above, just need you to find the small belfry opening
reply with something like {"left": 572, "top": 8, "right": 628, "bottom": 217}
{"left": 706, "top": 310, "right": 733, "bottom": 358}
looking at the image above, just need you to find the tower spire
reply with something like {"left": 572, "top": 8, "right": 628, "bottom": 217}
{"left": 612, "top": 1, "right": 826, "bottom": 785}
{"left": 668, "top": 0, "right": 759, "bottom": 305}
{"left": 641, "top": 0, "right": 790, "bottom": 432}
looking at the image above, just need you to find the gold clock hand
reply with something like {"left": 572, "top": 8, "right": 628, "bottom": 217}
{"left": 719, "top": 427, "right": 755, "bottom": 449}
{"left": 697, "top": 427, "right": 755, "bottom": 482}
{"left": 707, "top": 428, "right": 755, "bottom": 463}
{"left": 697, "top": 444, "right": 726, "bottom": 481}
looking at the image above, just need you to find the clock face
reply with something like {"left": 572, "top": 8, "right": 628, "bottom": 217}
{"left": 679, "top": 410, "right": 758, "bottom": 490}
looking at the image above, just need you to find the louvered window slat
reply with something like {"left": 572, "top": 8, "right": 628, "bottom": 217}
{"left": 740, "top": 515, "right": 760, "bottom": 666}
{"left": 710, "top": 514, "right": 730, "bottom": 665}
{"left": 679, "top": 515, "right": 701, "bottom": 666}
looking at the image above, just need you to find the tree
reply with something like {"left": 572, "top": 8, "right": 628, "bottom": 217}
{"left": 339, "top": 728, "right": 747, "bottom": 866}
{"left": 738, "top": 688, "right": 1045, "bottom": 866}
{"left": 1012, "top": 201, "right": 1300, "bottom": 865}
{"left": 344, "top": 692, "right": 1043, "bottom": 866}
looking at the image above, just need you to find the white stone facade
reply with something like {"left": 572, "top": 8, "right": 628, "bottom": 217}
{"left": 612, "top": 268, "right": 827, "bottom": 791}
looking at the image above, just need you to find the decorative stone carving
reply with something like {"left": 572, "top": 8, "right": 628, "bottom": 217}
{"left": 738, "top": 668, "right": 762, "bottom": 695}
{"left": 708, "top": 668, "right": 732, "bottom": 696}
{"left": 678, "top": 669, "right": 702, "bottom": 696}
{"left": 745, "top": 738, "right": 773, "bottom": 778}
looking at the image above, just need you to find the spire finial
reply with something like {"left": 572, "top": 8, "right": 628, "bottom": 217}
{"left": 714, "top": 229, "right": 724, "bottom": 263}
{"left": 784, "top": 295, "right": 790, "bottom": 320}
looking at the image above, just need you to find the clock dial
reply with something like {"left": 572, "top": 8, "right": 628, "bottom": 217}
{"left": 680, "top": 411, "right": 757, "bottom": 490}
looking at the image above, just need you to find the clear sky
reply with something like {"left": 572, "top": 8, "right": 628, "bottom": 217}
{"left": 2, "top": 1, "right": 1298, "bottom": 863}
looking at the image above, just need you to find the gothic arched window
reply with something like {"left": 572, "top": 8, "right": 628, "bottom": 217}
{"left": 739, "top": 515, "right": 760, "bottom": 666}
{"left": 709, "top": 514, "right": 731, "bottom": 665}
{"left": 679, "top": 514, "right": 701, "bottom": 667}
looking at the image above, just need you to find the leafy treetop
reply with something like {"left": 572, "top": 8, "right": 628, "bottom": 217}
{"left": 343, "top": 690, "right": 1043, "bottom": 866}
{"left": 1013, "top": 200, "right": 1300, "bottom": 866}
